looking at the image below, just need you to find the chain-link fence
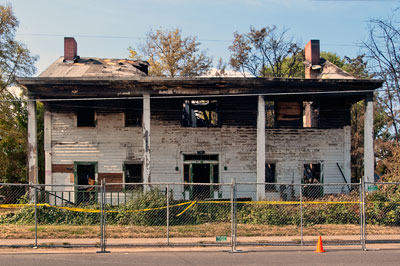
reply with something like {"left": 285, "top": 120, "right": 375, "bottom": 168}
{"left": 0, "top": 183, "right": 102, "bottom": 248}
{"left": 1, "top": 181, "right": 400, "bottom": 251}
{"left": 365, "top": 182, "right": 400, "bottom": 245}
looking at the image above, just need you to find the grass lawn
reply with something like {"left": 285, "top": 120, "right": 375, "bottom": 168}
{"left": 0, "top": 223, "right": 399, "bottom": 239}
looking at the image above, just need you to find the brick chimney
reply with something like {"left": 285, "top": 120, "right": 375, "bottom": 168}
{"left": 64, "top": 37, "right": 77, "bottom": 61}
{"left": 305, "top": 40, "right": 321, "bottom": 78}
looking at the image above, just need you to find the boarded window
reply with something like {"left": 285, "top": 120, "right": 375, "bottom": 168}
{"left": 125, "top": 110, "right": 142, "bottom": 127}
{"left": 276, "top": 101, "right": 302, "bottom": 128}
{"left": 303, "top": 102, "right": 320, "bottom": 128}
{"left": 124, "top": 164, "right": 143, "bottom": 190}
{"left": 265, "top": 101, "right": 275, "bottom": 128}
{"left": 265, "top": 163, "right": 276, "bottom": 192}
{"left": 182, "top": 100, "right": 220, "bottom": 127}
{"left": 77, "top": 108, "right": 95, "bottom": 127}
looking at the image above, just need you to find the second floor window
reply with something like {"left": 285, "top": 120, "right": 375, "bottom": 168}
{"left": 182, "top": 100, "right": 220, "bottom": 127}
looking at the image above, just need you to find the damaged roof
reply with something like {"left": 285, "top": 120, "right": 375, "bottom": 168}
{"left": 39, "top": 57, "right": 149, "bottom": 78}
{"left": 304, "top": 58, "right": 355, "bottom": 79}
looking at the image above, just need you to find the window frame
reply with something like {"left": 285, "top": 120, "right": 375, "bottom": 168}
{"left": 123, "top": 163, "right": 143, "bottom": 191}
{"left": 76, "top": 108, "right": 96, "bottom": 127}
{"left": 181, "top": 99, "right": 221, "bottom": 128}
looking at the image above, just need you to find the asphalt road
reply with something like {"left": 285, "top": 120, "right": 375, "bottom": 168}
{"left": 0, "top": 249, "right": 399, "bottom": 266}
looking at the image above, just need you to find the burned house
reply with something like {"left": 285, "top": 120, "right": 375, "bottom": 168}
{"left": 19, "top": 38, "right": 382, "bottom": 202}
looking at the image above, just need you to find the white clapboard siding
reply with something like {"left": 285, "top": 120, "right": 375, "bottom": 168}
{"left": 50, "top": 112, "right": 349, "bottom": 199}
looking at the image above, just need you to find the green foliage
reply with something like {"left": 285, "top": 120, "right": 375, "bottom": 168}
{"left": 0, "top": 205, "right": 100, "bottom": 225}
{"left": 229, "top": 25, "right": 303, "bottom": 78}
{"left": 129, "top": 28, "right": 212, "bottom": 77}
{"left": 0, "top": 4, "right": 38, "bottom": 184}
{"left": 0, "top": 4, "right": 37, "bottom": 92}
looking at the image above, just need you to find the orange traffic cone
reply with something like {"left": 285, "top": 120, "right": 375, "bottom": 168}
{"left": 315, "top": 236, "right": 325, "bottom": 253}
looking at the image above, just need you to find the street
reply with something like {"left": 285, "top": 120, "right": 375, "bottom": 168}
{"left": 0, "top": 248, "right": 398, "bottom": 266}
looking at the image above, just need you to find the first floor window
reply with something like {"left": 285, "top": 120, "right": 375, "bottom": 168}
{"left": 124, "top": 163, "right": 143, "bottom": 190}
{"left": 265, "top": 163, "right": 276, "bottom": 192}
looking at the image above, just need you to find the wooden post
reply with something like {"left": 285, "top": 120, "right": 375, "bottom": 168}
{"left": 28, "top": 99, "right": 38, "bottom": 185}
{"left": 44, "top": 105, "right": 52, "bottom": 186}
{"left": 257, "top": 95, "right": 266, "bottom": 200}
{"left": 364, "top": 95, "right": 374, "bottom": 186}
{"left": 344, "top": 125, "right": 351, "bottom": 185}
{"left": 143, "top": 93, "right": 151, "bottom": 185}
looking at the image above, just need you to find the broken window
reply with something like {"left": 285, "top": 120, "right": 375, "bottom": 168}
{"left": 265, "top": 163, "right": 276, "bottom": 192}
{"left": 182, "top": 100, "right": 220, "bottom": 127}
{"left": 124, "top": 163, "right": 143, "bottom": 190}
{"left": 303, "top": 163, "right": 323, "bottom": 198}
{"left": 77, "top": 108, "right": 95, "bottom": 127}
{"left": 276, "top": 101, "right": 302, "bottom": 128}
{"left": 125, "top": 110, "right": 142, "bottom": 127}
{"left": 265, "top": 101, "right": 275, "bottom": 128}
{"left": 303, "top": 102, "right": 320, "bottom": 128}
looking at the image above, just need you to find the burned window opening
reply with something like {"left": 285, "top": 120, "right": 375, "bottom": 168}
{"left": 125, "top": 110, "right": 142, "bottom": 127}
{"left": 276, "top": 101, "right": 302, "bottom": 128}
{"left": 265, "top": 163, "right": 276, "bottom": 192}
{"left": 265, "top": 101, "right": 275, "bottom": 128}
{"left": 77, "top": 108, "right": 95, "bottom": 127}
{"left": 182, "top": 100, "right": 220, "bottom": 127}
{"left": 303, "top": 101, "right": 320, "bottom": 128}
{"left": 124, "top": 163, "right": 143, "bottom": 190}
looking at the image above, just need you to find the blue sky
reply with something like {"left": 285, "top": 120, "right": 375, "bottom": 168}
{"left": 4, "top": 0, "right": 400, "bottom": 75}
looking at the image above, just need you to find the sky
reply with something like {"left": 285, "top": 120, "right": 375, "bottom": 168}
{"left": 4, "top": 0, "right": 400, "bottom": 75}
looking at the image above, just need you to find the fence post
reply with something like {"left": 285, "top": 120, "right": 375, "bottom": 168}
{"left": 361, "top": 177, "right": 366, "bottom": 251}
{"left": 300, "top": 183, "right": 303, "bottom": 246}
{"left": 97, "top": 180, "right": 109, "bottom": 253}
{"left": 230, "top": 178, "right": 235, "bottom": 251}
{"left": 229, "top": 178, "right": 246, "bottom": 253}
{"left": 97, "top": 180, "right": 104, "bottom": 253}
{"left": 34, "top": 185, "right": 38, "bottom": 249}
{"left": 167, "top": 184, "right": 170, "bottom": 246}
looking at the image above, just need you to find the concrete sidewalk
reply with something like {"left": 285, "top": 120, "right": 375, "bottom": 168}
{"left": 0, "top": 234, "right": 398, "bottom": 245}
{"left": 0, "top": 234, "right": 399, "bottom": 253}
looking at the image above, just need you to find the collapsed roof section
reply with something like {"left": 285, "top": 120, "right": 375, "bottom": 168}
{"left": 39, "top": 57, "right": 149, "bottom": 78}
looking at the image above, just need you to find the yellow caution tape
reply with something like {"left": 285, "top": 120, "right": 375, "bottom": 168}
{"left": 0, "top": 200, "right": 361, "bottom": 214}
{"left": 106, "top": 201, "right": 192, "bottom": 214}
{"left": 176, "top": 201, "right": 197, "bottom": 217}
{"left": 0, "top": 202, "right": 193, "bottom": 214}
{"left": 196, "top": 200, "right": 360, "bottom": 205}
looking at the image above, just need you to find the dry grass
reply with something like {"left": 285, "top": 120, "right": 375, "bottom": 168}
{"left": 0, "top": 223, "right": 399, "bottom": 239}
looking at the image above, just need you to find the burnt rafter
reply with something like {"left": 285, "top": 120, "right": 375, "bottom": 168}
{"left": 18, "top": 77, "right": 382, "bottom": 99}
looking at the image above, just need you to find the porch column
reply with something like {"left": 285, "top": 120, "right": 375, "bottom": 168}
{"left": 143, "top": 93, "right": 151, "bottom": 184}
{"left": 257, "top": 95, "right": 266, "bottom": 200}
{"left": 364, "top": 95, "right": 374, "bottom": 186}
{"left": 27, "top": 98, "right": 38, "bottom": 185}
{"left": 44, "top": 105, "right": 52, "bottom": 187}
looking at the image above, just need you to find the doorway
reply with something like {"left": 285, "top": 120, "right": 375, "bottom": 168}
{"left": 183, "top": 154, "right": 219, "bottom": 200}
{"left": 75, "top": 162, "right": 97, "bottom": 204}
{"left": 192, "top": 164, "right": 211, "bottom": 199}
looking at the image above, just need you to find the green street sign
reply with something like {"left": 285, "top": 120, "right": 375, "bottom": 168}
{"left": 216, "top": 236, "right": 227, "bottom": 242}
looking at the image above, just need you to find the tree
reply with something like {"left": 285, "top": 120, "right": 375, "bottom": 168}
{"left": 228, "top": 25, "right": 304, "bottom": 78}
{"left": 0, "top": 4, "right": 37, "bottom": 92}
{"left": 0, "top": 4, "right": 38, "bottom": 183}
{"left": 363, "top": 14, "right": 400, "bottom": 142}
{"left": 129, "top": 28, "right": 212, "bottom": 77}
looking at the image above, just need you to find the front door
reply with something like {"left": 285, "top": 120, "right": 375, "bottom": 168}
{"left": 192, "top": 164, "right": 211, "bottom": 199}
